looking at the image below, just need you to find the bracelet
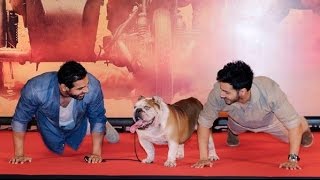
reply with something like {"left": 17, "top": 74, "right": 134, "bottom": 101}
{"left": 288, "top": 154, "right": 300, "bottom": 162}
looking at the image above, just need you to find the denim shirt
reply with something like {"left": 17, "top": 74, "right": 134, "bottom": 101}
{"left": 11, "top": 72, "right": 107, "bottom": 154}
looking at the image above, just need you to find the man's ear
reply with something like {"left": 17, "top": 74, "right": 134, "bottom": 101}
{"left": 239, "top": 88, "right": 247, "bottom": 96}
{"left": 60, "top": 84, "right": 69, "bottom": 92}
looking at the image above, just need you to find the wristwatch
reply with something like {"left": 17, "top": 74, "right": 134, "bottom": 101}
{"left": 288, "top": 154, "right": 300, "bottom": 162}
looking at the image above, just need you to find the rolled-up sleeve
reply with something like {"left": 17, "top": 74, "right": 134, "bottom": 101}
{"left": 268, "top": 82, "right": 300, "bottom": 129}
{"left": 198, "top": 83, "right": 224, "bottom": 128}
{"left": 87, "top": 78, "right": 107, "bottom": 133}
{"left": 12, "top": 81, "right": 38, "bottom": 132}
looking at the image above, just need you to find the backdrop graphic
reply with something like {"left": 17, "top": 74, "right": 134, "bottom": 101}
{"left": 0, "top": 0, "right": 319, "bottom": 118}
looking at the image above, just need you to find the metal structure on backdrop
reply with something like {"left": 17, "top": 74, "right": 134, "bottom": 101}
{"left": 2, "top": 0, "right": 319, "bottom": 102}
{"left": 0, "top": 0, "right": 215, "bottom": 103}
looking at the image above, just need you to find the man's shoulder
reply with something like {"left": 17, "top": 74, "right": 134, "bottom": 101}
{"left": 87, "top": 73, "right": 101, "bottom": 85}
{"left": 253, "top": 76, "right": 281, "bottom": 96}
{"left": 29, "top": 72, "right": 57, "bottom": 82}
{"left": 25, "top": 72, "right": 57, "bottom": 89}
{"left": 253, "top": 76, "right": 278, "bottom": 86}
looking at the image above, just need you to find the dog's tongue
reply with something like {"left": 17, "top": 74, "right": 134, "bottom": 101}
{"left": 129, "top": 120, "right": 143, "bottom": 133}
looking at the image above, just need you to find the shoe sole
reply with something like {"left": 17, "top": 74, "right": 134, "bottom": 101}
{"left": 302, "top": 133, "right": 314, "bottom": 148}
{"left": 226, "top": 142, "right": 240, "bottom": 147}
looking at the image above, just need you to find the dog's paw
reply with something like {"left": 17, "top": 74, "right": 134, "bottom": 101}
{"left": 176, "top": 152, "right": 184, "bottom": 159}
{"left": 176, "top": 154, "right": 184, "bottom": 160}
{"left": 208, "top": 153, "right": 219, "bottom": 161}
{"left": 141, "top": 158, "right": 153, "bottom": 164}
{"left": 164, "top": 160, "right": 177, "bottom": 167}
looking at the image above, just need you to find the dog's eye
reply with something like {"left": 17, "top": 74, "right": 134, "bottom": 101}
{"left": 144, "top": 106, "right": 150, "bottom": 110}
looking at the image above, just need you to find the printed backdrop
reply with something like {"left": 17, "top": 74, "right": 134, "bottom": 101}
{"left": 0, "top": 0, "right": 319, "bottom": 117}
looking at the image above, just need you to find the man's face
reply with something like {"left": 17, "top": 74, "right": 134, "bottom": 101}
{"left": 67, "top": 75, "right": 89, "bottom": 100}
{"left": 219, "top": 82, "right": 239, "bottom": 105}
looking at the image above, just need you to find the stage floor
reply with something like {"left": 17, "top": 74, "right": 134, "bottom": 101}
{"left": 0, "top": 130, "right": 319, "bottom": 179}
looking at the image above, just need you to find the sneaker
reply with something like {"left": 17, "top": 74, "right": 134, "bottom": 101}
{"left": 301, "top": 130, "right": 313, "bottom": 148}
{"left": 105, "top": 121, "right": 120, "bottom": 143}
{"left": 227, "top": 129, "right": 239, "bottom": 147}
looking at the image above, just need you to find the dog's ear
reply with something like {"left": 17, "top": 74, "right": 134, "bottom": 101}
{"left": 152, "top": 96, "right": 163, "bottom": 105}
{"left": 138, "top": 95, "right": 145, "bottom": 101}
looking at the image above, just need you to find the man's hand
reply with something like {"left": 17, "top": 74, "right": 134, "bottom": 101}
{"left": 191, "top": 159, "right": 213, "bottom": 168}
{"left": 84, "top": 154, "right": 104, "bottom": 163}
{"left": 9, "top": 155, "right": 32, "bottom": 164}
{"left": 279, "top": 160, "right": 301, "bottom": 170}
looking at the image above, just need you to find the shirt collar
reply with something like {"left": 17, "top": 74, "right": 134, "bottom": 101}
{"left": 249, "top": 83, "right": 260, "bottom": 105}
{"left": 230, "top": 83, "right": 260, "bottom": 109}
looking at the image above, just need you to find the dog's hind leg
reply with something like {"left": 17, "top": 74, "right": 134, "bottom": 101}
{"left": 208, "top": 134, "right": 219, "bottom": 161}
{"left": 165, "top": 140, "right": 179, "bottom": 167}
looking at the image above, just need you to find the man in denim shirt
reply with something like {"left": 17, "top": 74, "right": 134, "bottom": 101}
{"left": 9, "top": 61, "right": 118, "bottom": 164}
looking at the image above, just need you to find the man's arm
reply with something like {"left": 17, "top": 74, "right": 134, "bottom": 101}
{"left": 85, "top": 75, "right": 108, "bottom": 163}
{"left": 278, "top": 125, "right": 303, "bottom": 170}
{"left": 267, "top": 80, "right": 307, "bottom": 170}
{"left": 9, "top": 131, "right": 32, "bottom": 164}
{"left": 198, "top": 125, "right": 211, "bottom": 160}
{"left": 288, "top": 125, "right": 302, "bottom": 157}
{"left": 192, "top": 84, "right": 222, "bottom": 168}
{"left": 10, "top": 81, "right": 38, "bottom": 164}
{"left": 92, "top": 132, "right": 104, "bottom": 156}
{"left": 191, "top": 125, "right": 214, "bottom": 168}
{"left": 85, "top": 132, "right": 105, "bottom": 163}
{"left": 279, "top": 116, "right": 309, "bottom": 170}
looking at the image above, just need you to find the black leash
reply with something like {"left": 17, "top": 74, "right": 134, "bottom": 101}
{"left": 84, "top": 132, "right": 142, "bottom": 163}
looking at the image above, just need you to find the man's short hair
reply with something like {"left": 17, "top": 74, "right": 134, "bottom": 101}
{"left": 57, "top": 60, "right": 87, "bottom": 88}
{"left": 216, "top": 60, "right": 254, "bottom": 90}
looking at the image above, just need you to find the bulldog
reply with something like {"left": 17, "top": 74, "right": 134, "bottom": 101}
{"left": 129, "top": 96, "right": 219, "bottom": 167}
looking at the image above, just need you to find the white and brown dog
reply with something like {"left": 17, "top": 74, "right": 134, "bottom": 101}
{"left": 129, "top": 96, "right": 219, "bottom": 167}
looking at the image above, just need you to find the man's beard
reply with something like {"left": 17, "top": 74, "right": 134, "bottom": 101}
{"left": 69, "top": 93, "right": 85, "bottom": 100}
{"left": 224, "top": 94, "right": 240, "bottom": 105}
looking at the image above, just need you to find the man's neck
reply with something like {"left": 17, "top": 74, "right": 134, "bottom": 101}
{"left": 238, "top": 90, "right": 251, "bottom": 104}
{"left": 60, "top": 94, "right": 72, "bottom": 107}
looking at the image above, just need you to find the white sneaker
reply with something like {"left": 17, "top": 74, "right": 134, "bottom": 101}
{"left": 105, "top": 121, "right": 120, "bottom": 143}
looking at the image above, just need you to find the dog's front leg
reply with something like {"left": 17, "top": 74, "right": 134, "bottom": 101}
{"left": 165, "top": 140, "right": 179, "bottom": 167}
{"left": 176, "top": 144, "right": 184, "bottom": 159}
{"left": 139, "top": 138, "right": 155, "bottom": 163}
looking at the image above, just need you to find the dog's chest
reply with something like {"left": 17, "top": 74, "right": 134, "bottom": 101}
{"left": 137, "top": 126, "right": 168, "bottom": 144}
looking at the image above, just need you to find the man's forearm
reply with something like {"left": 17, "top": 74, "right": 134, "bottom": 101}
{"left": 288, "top": 126, "right": 302, "bottom": 155}
{"left": 13, "top": 131, "right": 25, "bottom": 156}
{"left": 91, "top": 132, "right": 104, "bottom": 156}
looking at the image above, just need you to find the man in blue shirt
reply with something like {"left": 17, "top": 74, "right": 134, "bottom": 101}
{"left": 9, "top": 60, "right": 119, "bottom": 164}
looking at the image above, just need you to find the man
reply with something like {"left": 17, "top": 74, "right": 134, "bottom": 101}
{"left": 9, "top": 61, "right": 119, "bottom": 164}
{"left": 191, "top": 60, "right": 313, "bottom": 170}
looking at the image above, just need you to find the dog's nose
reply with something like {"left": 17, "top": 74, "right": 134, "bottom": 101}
{"left": 134, "top": 108, "right": 143, "bottom": 121}
{"left": 135, "top": 108, "right": 142, "bottom": 114}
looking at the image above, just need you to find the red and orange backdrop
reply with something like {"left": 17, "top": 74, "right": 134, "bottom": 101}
{"left": 0, "top": 0, "right": 319, "bottom": 117}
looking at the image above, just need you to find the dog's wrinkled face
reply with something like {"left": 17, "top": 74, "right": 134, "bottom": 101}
{"left": 130, "top": 96, "right": 161, "bottom": 133}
